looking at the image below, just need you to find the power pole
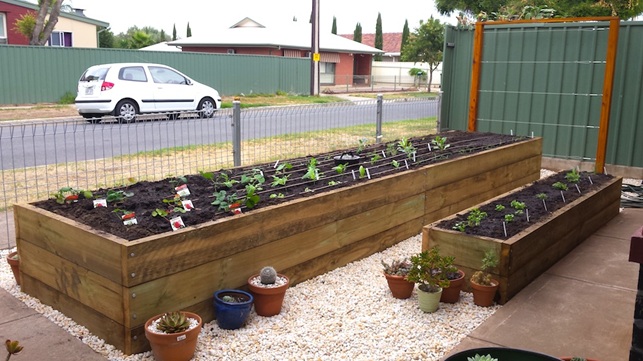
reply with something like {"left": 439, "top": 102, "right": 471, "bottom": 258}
{"left": 310, "top": 0, "right": 320, "bottom": 96}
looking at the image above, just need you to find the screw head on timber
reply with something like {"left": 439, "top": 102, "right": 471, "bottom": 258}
{"left": 130, "top": 252, "right": 135, "bottom": 257}
{"left": 131, "top": 272, "right": 136, "bottom": 278}
{"left": 132, "top": 293, "right": 136, "bottom": 298}
{"left": 132, "top": 313, "right": 137, "bottom": 319}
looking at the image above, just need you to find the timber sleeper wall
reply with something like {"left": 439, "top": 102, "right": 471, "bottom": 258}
{"left": 14, "top": 137, "right": 542, "bottom": 355}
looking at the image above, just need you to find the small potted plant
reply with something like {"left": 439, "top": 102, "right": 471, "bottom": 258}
{"left": 470, "top": 249, "right": 500, "bottom": 307}
{"left": 144, "top": 310, "right": 202, "bottom": 361}
{"left": 213, "top": 289, "right": 254, "bottom": 330}
{"left": 406, "top": 247, "right": 450, "bottom": 313}
{"left": 247, "top": 266, "right": 290, "bottom": 316}
{"left": 6, "top": 251, "right": 20, "bottom": 286}
{"left": 440, "top": 255, "right": 465, "bottom": 304}
{"left": 381, "top": 258, "right": 414, "bottom": 299}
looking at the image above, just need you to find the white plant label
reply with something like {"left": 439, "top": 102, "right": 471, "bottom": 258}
{"left": 93, "top": 199, "right": 107, "bottom": 208}
{"left": 170, "top": 216, "right": 185, "bottom": 231}
{"left": 182, "top": 200, "right": 194, "bottom": 211}
{"left": 175, "top": 184, "right": 190, "bottom": 197}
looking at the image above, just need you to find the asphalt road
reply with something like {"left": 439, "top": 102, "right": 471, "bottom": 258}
{"left": 0, "top": 98, "right": 438, "bottom": 170}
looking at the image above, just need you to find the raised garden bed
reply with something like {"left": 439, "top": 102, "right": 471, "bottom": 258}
{"left": 14, "top": 131, "right": 542, "bottom": 354}
{"left": 423, "top": 170, "right": 622, "bottom": 304}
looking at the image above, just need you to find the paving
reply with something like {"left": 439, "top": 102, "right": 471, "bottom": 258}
{"left": 1, "top": 208, "right": 641, "bottom": 361}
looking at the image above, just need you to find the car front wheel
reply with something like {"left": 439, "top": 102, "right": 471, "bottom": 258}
{"left": 113, "top": 100, "right": 138, "bottom": 123}
{"left": 198, "top": 98, "right": 216, "bottom": 118}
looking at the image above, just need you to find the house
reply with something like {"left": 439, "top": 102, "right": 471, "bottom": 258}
{"left": 168, "top": 18, "right": 384, "bottom": 86}
{"left": 0, "top": 0, "right": 108, "bottom": 47}
{"left": 140, "top": 41, "right": 182, "bottom": 52}
{"left": 340, "top": 33, "right": 403, "bottom": 62}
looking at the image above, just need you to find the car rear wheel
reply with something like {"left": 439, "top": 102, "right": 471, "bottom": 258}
{"left": 113, "top": 100, "right": 138, "bottom": 123}
{"left": 198, "top": 98, "right": 216, "bottom": 118}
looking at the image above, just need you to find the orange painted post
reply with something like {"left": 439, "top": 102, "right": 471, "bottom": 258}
{"left": 468, "top": 22, "right": 485, "bottom": 132}
{"left": 595, "top": 18, "right": 620, "bottom": 174}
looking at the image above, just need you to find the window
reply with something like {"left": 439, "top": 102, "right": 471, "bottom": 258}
{"left": 48, "top": 31, "right": 72, "bottom": 47}
{"left": 119, "top": 66, "right": 147, "bottom": 82}
{"left": 0, "top": 13, "right": 7, "bottom": 44}
{"left": 149, "top": 66, "right": 187, "bottom": 84}
{"left": 320, "top": 62, "right": 336, "bottom": 85}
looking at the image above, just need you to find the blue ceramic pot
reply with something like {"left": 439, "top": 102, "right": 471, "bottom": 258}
{"left": 213, "top": 289, "right": 254, "bottom": 330}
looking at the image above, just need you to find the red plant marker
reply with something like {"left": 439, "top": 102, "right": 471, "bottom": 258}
{"left": 173, "top": 221, "right": 182, "bottom": 229}
{"left": 65, "top": 195, "right": 79, "bottom": 201}
{"left": 122, "top": 213, "right": 136, "bottom": 220}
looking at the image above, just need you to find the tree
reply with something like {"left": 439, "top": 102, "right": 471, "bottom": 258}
{"left": 113, "top": 26, "right": 165, "bottom": 49}
{"left": 434, "top": 0, "right": 507, "bottom": 16}
{"left": 401, "top": 20, "right": 410, "bottom": 58}
{"left": 186, "top": 22, "right": 192, "bottom": 37}
{"left": 331, "top": 16, "right": 337, "bottom": 34}
{"left": 374, "top": 13, "right": 383, "bottom": 61}
{"left": 353, "top": 22, "right": 362, "bottom": 43}
{"left": 401, "top": 17, "right": 444, "bottom": 91}
{"left": 98, "top": 28, "right": 114, "bottom": 48}
{"left": 172, "top": 24, "right": 177, "bottom": 40}
{"left": 14, "top": 0, "right": 64, "bottom": 45}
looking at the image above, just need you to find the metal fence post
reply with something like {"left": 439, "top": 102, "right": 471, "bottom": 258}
{"left": 376, "top": 94, "right": 383, "bottom": 144}
{"left": 437, "top": 91, "right": 443, "bottom": 132}
{"left": 232, "top": 100, "right": 241, "bottom": 167}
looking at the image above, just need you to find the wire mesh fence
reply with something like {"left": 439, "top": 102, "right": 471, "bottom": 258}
{"left": 0, "top": 96, "right": 439, "bottom": 249}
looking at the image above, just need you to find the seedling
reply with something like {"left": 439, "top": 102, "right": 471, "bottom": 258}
{"left": 494, "top": 204, "right": 505, "bottom": 211}
{"left": 536, "top": 193, "right": 548, "bottom": 211}
{"left": 244, "top": 184, "right": 261, "bottom": 209}
{"left": 357, "top": 138, "right": 369, "bottom": 153}
{"left": 51, "top": 187, "right": 93, "bottom": 204}
{"left": 553, "top": 181, "right": 568, "bottom": 191}
{"left": 467, "top": 208, "right": 487, "bottom": 227}
{"left": 358, "top": 165, "right": 367, "bottom": 178}
{"left": 271, "top": 174, "right": 290, "bottom": 187}
{"left": 106, "top": 189, "right": 133, "bottom": 204}
{"left": 269, "top": 193, "right": 285, "bottom": 199}
{"left": 302, "top": 158, "right": 320, "bottom": 180}
{"left": 386, "top": 142, "right": 398, "bottom": 156}
{"left": 504, "top": 213, "right": 515, "bottom": 222}
{"left": 397, "top": 137, "right": 416, "bottom": 158}
{"left": 328, "top": 180, "right": 341, "bottom": 186}
{"left": 241, "top": 168, "right": 265, "bottom": 186}
{"left": 510, "top": 200, "right": 526, "bottom": 215}
{"left": 211, "top": 190, "right": 238, "bottom": 212}
{"left": 333, "top": 163, "right": 348, "bottom": 174}
{"left": 168, "top": 176, "right": 187, "bottom": 186}
{"left": 391, "top": 159, "right": 400, "bottom": 168}
{"left": 565, "top": 168, "right": 580, "bottom": 183}
{"left": 452, "top": 221, "right": 467, "bottom": 232}
{"left": 431, "top": 135, "right": 450, "bottom": 150}
{"left": 370, "top": 153, "right": 382, "bottom": 164}
{"left": 275, "top": 162, "right": 293, "bottom": 174}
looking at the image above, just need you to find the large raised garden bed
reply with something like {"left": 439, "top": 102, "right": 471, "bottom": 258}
{"left": 423, "top": 170, "right": 622, "bottom": 305}
{"left": 14, "top": 132, "right": 542, "bottom": 354}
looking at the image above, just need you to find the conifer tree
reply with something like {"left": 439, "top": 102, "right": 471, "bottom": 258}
{"left": 374, "top": 13, "right": 383, "bottom": 61}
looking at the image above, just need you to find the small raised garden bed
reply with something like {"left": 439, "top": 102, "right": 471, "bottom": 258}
{"left": 14, "top": 131, "right": 542, "bottom": 354}
{"left": 423, "top": 170, "right": 622, "bottom": 304}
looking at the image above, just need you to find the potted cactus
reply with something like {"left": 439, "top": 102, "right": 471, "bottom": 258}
{"left": 470, "top": 249, "right": 500, "bottom": 307}
{"left": 406, "top": 247, "right": 450, "bottom": 313}
{"left": 381, "top": 258, "right": 414, "bottom": 299}
{"left": 247, "top": 266, "right": 290, "bottom": 316}
{"left": 144, "top": 311, "right": 202, "bottom": 361}
{"left": 213, "top": 289, "right": 254, "bottom": 330}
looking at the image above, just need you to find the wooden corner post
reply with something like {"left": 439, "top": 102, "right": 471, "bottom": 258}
{"left": 468, "top": 22, "right": 485, "bottom": 132}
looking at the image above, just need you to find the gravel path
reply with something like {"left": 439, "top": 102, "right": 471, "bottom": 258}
{"left": 0, "top": 234, "right": 500, "bottom": 361}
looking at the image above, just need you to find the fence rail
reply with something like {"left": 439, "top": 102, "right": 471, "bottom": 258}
{"left": 0, "top": 96, "right": 439, "bottom": 249}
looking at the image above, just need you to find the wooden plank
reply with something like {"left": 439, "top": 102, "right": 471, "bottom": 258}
{"left": 14, "top": 204, "right": 124, "bottom": 284}
{"left": 468, "top": 22, "right": 484, "bottom": 132}
{"left": 19, "top": 240, "right": 125, "bottom": 323}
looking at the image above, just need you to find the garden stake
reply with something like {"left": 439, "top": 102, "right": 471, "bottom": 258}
{"left": 412, "top": 151, "right": 416, "bottom": 162}
{"left": 381, "top": 150, "right": 386, "bottom": 158}
{"left": 428, "top": 143, "right": 432, "bottom": 151}
{"left": 560, "top": 191, "right": 566, "bottom": 203}
{"left": 531, "top": 131, "right": 534, "bottom": 138}
{"left": 502, "top": 221, "right": 507, "bottom": 238}
{"left": 526, "top": 209, "right": 529, "bottom": 222}
{"left": 542, "top": 199, "right": 548, "bottom": 212}
{"left": 404, "top": 160, "right": 409, "bottom": 169}
{"left": 365, "top": 168, "right": 371, "bottom": 179}
{"left": 351, "top": 170, "right": 356, "bottom": 180}
{"left": 273, "top": 160, "right": 280, "bottom": 168}
{"left": 588, "top": 176, "right": 593, "bottom": 185}
{"left": 575, "top": 184, "right": 581, "bottom": 194}
{"left": 510, "top": 129, "right": 513, "bottom": 135}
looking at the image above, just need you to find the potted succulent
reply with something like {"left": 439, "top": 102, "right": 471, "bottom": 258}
{"left": 560, "top": 357, "right": 599, "bottom": 361}
{"left": 470, "top": 249, "right": 500, "bottom": 307}
{"left": 247, "top": 266, "right": 290, "bottom": 316}
{"left": 440, "top": 255, "right": 465, "bottom": 304}
{"left": 444, "top": 347, "right": 561, "bottom": 360}
{"left": 144, "top": 311, "right": 202, "bottom": 361}
{"left": 406, "top": 247, "right": 450, "bottom": 313}
{"left": 213, "top": 289, "right": 254, "bottom": 330}
{"left": 381, "top": 258, "right": 414, "bottom": 299}
{"left": 6, "top": 251, "right": 20, "bottom": 286}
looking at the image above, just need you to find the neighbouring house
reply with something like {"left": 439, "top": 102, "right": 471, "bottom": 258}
{"left": 168, "top": 17, "right": 384, "bottom": 86}
{"left": 340, "top": 33, "right": 403, "bottom": 62}
{"left": 0, "top": 0, "right": 108, "bottom": 47}
{"left": 140, "top": 41, "right": 182, "bottom": 52}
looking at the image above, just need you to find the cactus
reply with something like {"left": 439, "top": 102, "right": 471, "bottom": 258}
{"left": 155, "top": 311, "right": 191, "bottom": 334}
{"left": 260, "top": 266, "right": 277, "bottom": 285}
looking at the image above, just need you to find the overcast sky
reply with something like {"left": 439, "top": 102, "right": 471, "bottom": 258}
{"left": 67, "top": 0, "right": 458, "bottom": 37}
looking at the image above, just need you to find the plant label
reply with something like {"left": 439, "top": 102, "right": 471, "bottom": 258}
{"left": 175, "top": 184, "right": 190, "bottom": 197}
{"left": 170, "top": 216, "right": 185, "bottom": 231}
{"left": 182, "top": 200, "right": 194, "bottom": 211}
{"left": 123, "top": 218, "right": 138, "bottom": 226}
{"left": 93, "top": 199, "right": 107, "bottom": 208}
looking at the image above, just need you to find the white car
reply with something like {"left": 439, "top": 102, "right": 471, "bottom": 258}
{"left": 75, "top": 62, "right": 222, "bottom": 123}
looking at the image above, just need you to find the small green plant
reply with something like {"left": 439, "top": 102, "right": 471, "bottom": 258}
{"left": 510, "top": 200, "right": 526, "bottom": 214}
{"left": 168, "top": 176, "right": 187, "bottom": 186}
{"left": 357, "top": 138, "right": 369, "bottom": 153}
{"left": 494, "top": 204, "right": 505, "bottom": 211}
{"left": 274, "top": 162, "right": 293, "bottom": 174}
{"left": 431, "top": 135, "right": 450, "bottom": 150}
{"left": 467, "top": 354, "right": 497, "bottom": 361}
{"left": 211, "top": 190, "right": 238, "bottom": 212}
{"left": 536, "top": 193, "right": 547, "bottom": 200}
{"left": 370, "top": 153, "right": 382, "bottom": 164}
{"left": 302, "top": 158, "right": 320, "bottom": 180}
{"left": 332, "top": 163, "right": 348, "bottom": 174}
{"left": 221, "top": 295, "right": 243, "bottom": 303}
{"left": 58, "top": 91, "right": 76, "bottom": 104}
{"left": 504, "top": 213, "right": 515, "bottom": 222}
{"left": 386, "top": 142, "right": 398, "bottom": 156}
{"left": 470, "top": 249, "right": 499, "bottom": 286}
{"left": 397, "top": 137, "right": 416, "bottom": 158}
{"left": 105, "top": 189, "right": 133, "bottom": 204}
{"left": 269, "top": 193, "right": 285, "bottom": 199}
{"left": 241, "top": 168, "right": 265, "bottom": 186}
{"left": 565, "top": 168, "right": 580, "bottom": 183}
{"left": 406, "top": 247, "right": 451, "bottom": 292}
{"left": 244, "top": 184, "right": 261, "bottom": 209}
{"left": 391, "top": 159, "right": 400, "bottom": 168}
{"left": 452, "top": 221, "right": 467, "bottom": 232}
{"left": 467, "top": 208, "right": 487, "bottom": 227}
{"left": 381, "top": 258, "right": 412, "bottom": 276}
{"left": 328, "top": 180, "right": 341, "bottom": 186}
{"left": 51, "top": 187, "right": 93, "bottom": 204}
{"left": 5, "top": 339, "right": 24, "bottom": 360}
{"left": 155, "top": 311, "right": 191, "bottom": 334}
{"left": 553, "top": 181, "right": 568, "bottom": 191}
{"left": 271, "top": 174, "right": 290, "bottom": 187}
{"left": 358, "top": 165, "right": 367, "bottom": 178}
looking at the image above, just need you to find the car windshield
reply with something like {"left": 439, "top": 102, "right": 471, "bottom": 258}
{"left": 80, "top": 66, "right": 109, "bottom": 82}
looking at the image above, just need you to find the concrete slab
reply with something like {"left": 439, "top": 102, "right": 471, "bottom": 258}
{"left": 595, "top": 208, "right": 643, "bottom": 240}
{"left": 467, "top": 274, "right": 634, "bottom": 361}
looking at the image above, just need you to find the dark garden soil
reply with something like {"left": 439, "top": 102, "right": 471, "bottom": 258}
{"left": 34, "top": 131, "right": 529, "bottom": 241}
{"left": 437, "top": 170, "right": 614, "bottom": 239}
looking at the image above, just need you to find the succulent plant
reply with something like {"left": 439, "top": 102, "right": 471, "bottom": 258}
{"left": 467, "top": 354, "right": 497, "bottom": 361}
{"left": 155, "top": 311, "right": 191, "bottom": 334}
{"left": 470, "top": 249, "right": 499, "bottom": 286}
{"left": 260, "top": 266, "right": 277, "bottom": 285}
{"left": 381, "top": 258, "right": 412, "bottom": 276}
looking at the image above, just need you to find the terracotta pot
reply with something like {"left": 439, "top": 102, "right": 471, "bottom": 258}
{"left": 471, "top": 279, "right": 499, "bottom": 307}
{"left": 440, "top": 269, "right": 465, "bottom": 303}
{"left": 383, "top": 273, "right": 414, "bottom": 299}
{"left": 417, "top": 286, "right": 442, "bottom": 313}
{"left": 247, "top": 273, "right": 289, "bottom": 316}
{"left": 6, "top": 252, "right": 20, "bottom": 286}
{"left": 144, "top": 311, "right": 202, "bottom": 361}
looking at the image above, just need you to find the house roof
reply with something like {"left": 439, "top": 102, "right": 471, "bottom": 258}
{"left": 1, "top": 0, "right": 109, "bottom": 28}
{"left": 169, "top": 18, "right": 383, "bottom": 55}
{"left": 140, "top": 41, "right": 182, "bottom": 52}
{"left": 340, "top": 33, "right": 403, "bottom": 55}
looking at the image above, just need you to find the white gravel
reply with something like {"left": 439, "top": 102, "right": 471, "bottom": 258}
{"left": 0, "top": 234, "right": 500, "bottom": 361}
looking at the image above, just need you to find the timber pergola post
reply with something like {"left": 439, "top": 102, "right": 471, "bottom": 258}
{"left": 467, "top": 17, "right": 620, "bottom": 174}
